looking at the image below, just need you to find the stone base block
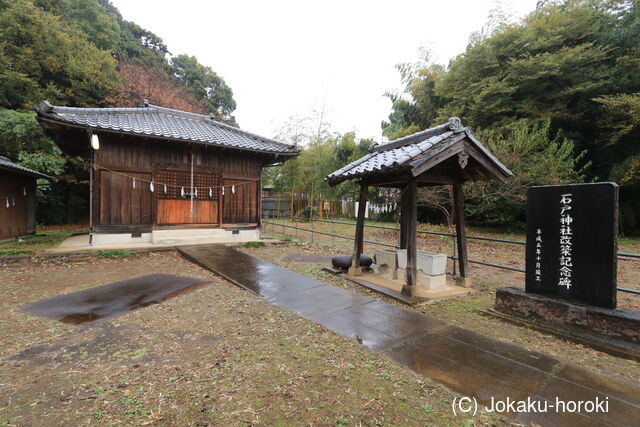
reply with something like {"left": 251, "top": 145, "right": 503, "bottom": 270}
{"left": 395, "top": 268, "right": 446, "bottom": 291}
{"left": 348, "top": 266, "right": 363, "bottom": 276}
{"left": 455, "top": 276, "right": 474, "bottom": 288}
{"left": 495, "top": 287, "right": 640, "bottom": 345}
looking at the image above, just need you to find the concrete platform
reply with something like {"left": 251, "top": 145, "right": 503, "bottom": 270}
{"left": 347, "top": 273, "right": 472, "bottom": 305}
{"left": 47, "top": 228, "right": 261, "bottom": 253}
{"left": 178, "top": 244, "right": 640, "bottom": 425}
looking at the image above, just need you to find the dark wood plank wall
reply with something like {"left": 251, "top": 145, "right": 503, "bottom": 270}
{"left": 93, "top": 135, "right": 266, "bottom": 231}
{"left": 0, "top": 171, "right": 36, "bottom": 240}
{"left": 98, "top": 171, "right": 152, "bottom": 226}
{"left": 222, "top": 178, "right": 259, "bottom": 224}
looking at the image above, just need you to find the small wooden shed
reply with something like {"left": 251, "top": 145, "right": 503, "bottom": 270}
{"left": 0, "top": 156, "right": 51, "bottom": 242}
{"left": 326, "top": 117, "right": 512, "bottom": 296}
{"left": 36, "top": 101, "right": 299, "bottom": 245}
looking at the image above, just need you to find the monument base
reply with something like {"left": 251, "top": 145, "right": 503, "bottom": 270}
{"left": 492, "top": 287, "right": 640, "bottom": 360}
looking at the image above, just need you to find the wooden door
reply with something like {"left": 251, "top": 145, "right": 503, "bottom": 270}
{"left": 155, "top": 170, "right": 220, "bottom": 225}
{"left": 98, "top": 171, "right": 152, "bottom": 226}
{"left": 222, "top": 178, "right": 258, "bottom": 225}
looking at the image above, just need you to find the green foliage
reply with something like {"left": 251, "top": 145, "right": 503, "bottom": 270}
{"left": 465, "top": 119, "right": 588, "bottom": 226}
{"left": 244, "top": 241, "right": 266, "bottom": 248}
{"left": 301, "top": 206, "right": 319, "bottom": 220}
{"left": 266, "top": 113, "right": 378, "bottom": 213}
{"left": 0, "top": 249, "right": 35, "bottom": 256}
{"left": 170, "top": 55, "right": 237, "bottom": 124}
{"left": 0, "top": 109, "right": 49, "bottom": 157}
{"left": 58, "top": 0, "right": 121, "bottom": 50}
{"left": 97, "top": 250, "right": 136, "bottom": 259}
{"left": 383, "top": 0, "right": 640, "bottom": 231}
{"left": 0, "top": 0, "right": 120, "bottom": 109}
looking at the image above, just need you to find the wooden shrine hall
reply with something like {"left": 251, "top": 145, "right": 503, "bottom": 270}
{"left": 36, "top": 101, "right": 300, "bottom": 247}
{"left": 326, "top": 117, "right": 512, "bottom": 299}
{"left": 0, "top": 156, "right": 51, "bottom": 242}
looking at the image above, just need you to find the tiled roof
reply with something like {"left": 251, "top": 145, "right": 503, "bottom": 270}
{"left": 35, "top": 101, "right": 300, "bottom": 156}
{"left": 0, "top": 156, "right": 52, "bottom": 179}
{"left": 326, "top": 117, "right": 512, "bottom": 185}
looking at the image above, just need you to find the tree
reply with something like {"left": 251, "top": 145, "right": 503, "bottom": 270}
{"left": 383, "top": 0, "right": 640, "bottom": 231}
{"left": 0, "top": 0, "right": 120, "bottom": 109}
{"left": 170, "top": 55, "right": 237, "bottom": 124}
{"left": 37, "top": 0, "right": 121, "bottom": 51}
{"left": 108, "top": 61, "right": 208, "bottom": 113}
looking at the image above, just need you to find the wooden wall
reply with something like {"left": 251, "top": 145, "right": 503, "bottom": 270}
{"left": 92, "top": 134, "right": 270, "bottom": 232}
{"left": 0, "top": 170, "right": 36, "bottom": 241}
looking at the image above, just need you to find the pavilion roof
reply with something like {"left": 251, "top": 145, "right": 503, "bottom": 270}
{"left": 326, "top": 117, "right": 512, "bottom": 186}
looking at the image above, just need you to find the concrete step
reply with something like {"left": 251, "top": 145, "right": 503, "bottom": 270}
{"left": 151, "top": 228, "right": 226, "bottom": 239}
{"left": 151, "top": 236, "right": 231, "bottom": 245}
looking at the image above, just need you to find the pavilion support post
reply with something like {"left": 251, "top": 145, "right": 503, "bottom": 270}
{"left": 399, "top": 187, "right": 408, "bottom": 249}
{"left": 453, "top": 183, "right": 472, "bottom": 287}
{"left": 349, "top": 182, "right": 368, "bottom": 276}
{"left": 402, "top": 181, "right": 417, "bottom": 296}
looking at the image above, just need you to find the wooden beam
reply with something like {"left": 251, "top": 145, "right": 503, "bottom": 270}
{"left": 350, "top": 183, "right": 368, "bottom": 275}
{"left": 402, "top": 180, "right": 417, "bottom": 296}
{"left": 453, "top": 183, "right": 469, "bottom": 278}
{"left": 410, "top": 135, "right": 466, "bottom": 177}
{"left": 462, "top": 141, "right": 510, "bottom": 183}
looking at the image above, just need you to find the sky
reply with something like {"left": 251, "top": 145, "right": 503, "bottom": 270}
{"left": 110, "top": 0, "right": 539, "bottom": 142}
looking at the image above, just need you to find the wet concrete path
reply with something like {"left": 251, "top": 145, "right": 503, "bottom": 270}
{"left": 21, "top": 274, "right": 210, "bottom": 324}
{"left": 179, "top": 245, "right": 640, "bottom": 425}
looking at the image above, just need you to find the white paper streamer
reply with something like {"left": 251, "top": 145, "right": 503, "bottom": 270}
{"left": 194, "top": 188, "right": 198, "bottom": 198}
{"left": 181, "top": 187, "right": 185, "bottom": 197}
{"left": 132, "top": 178, "right": 136, "bottom": 189}
{"left": 231, "top": 185, "right": 235, "bottom": 194}
{"left": 12, "top": 197, "right": 15, "bottom": 206}
{"left": 222, "top": 186, "right": 225, "bottom": 196}
{"left": 150, "top": 182, "right": 154, "bottom": 192}
{"left": 164, "top": 184, "right": 167, "bottom": 193}
{"left": 209, "top": 188, "right": 213, "bottom": 198}
{"left": 5, "top": 199, "right": 8, "bottom": 208}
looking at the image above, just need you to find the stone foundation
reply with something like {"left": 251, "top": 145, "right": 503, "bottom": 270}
{"left": 495, "top": 287, "right": 640, "bottom": 345}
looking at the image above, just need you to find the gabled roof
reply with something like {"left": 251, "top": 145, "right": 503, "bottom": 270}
{"left": 326, "top": 117, "right": 512, "bottom": 186}
{"left": 0, "top": 156, "right": 51, "bottom": 179}
{"left": 35, "top": 101, "right": 300, "bottom": 156}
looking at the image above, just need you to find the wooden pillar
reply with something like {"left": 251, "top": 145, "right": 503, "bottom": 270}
{"left": 350, "top": 183, "right": 368, "bottom": 276}
{"left": 453, "top": 183, "right": 469, "bottom": 278}
{"left": 402, "top": 181, "right": 417, "bottom": 296}
{"left": 399, "top": 187, "right": 408, "bottom": 249}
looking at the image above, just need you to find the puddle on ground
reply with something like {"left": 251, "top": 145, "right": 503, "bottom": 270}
{"left": 20, "top": 274, "right": 210, "bottom": 324}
